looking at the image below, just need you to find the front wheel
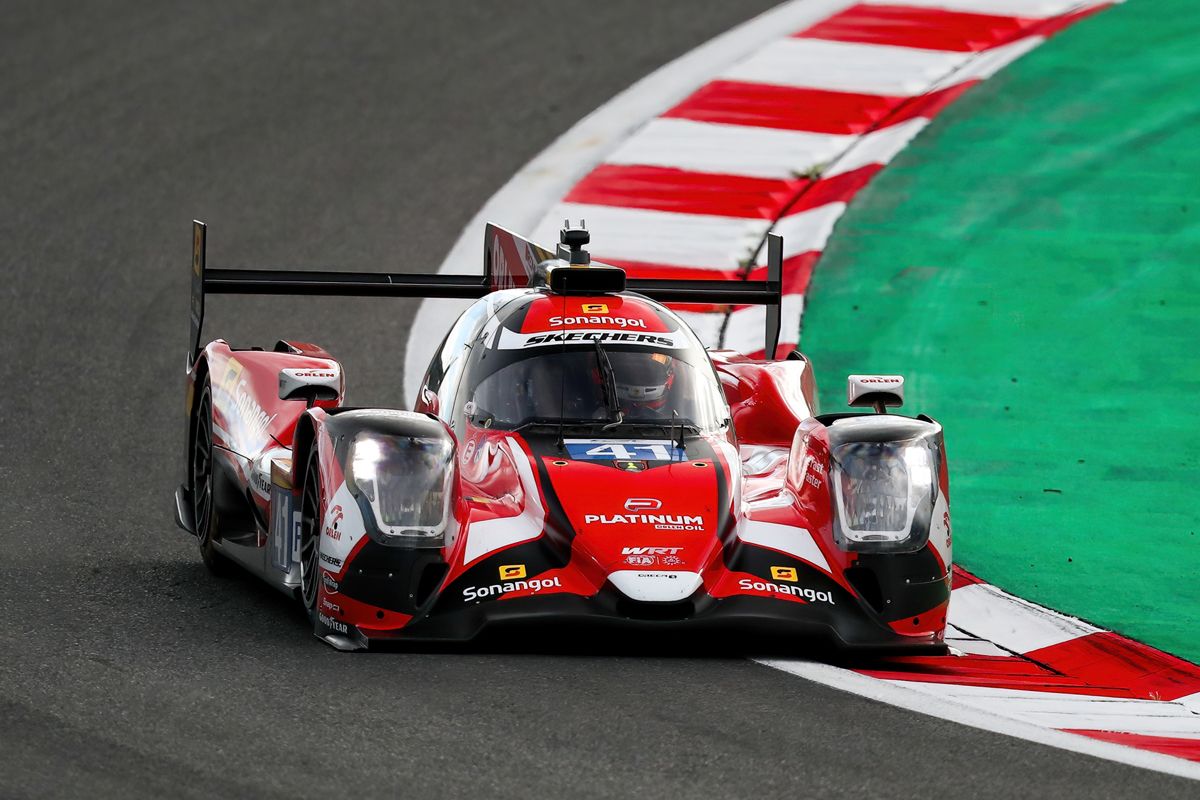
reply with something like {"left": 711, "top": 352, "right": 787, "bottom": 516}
{"left": 298, "top": 448, "right": 322, "bottom": 624}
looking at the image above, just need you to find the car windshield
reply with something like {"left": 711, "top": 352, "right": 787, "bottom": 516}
{"left": 462, "top": 344, "right": 728, "bottom": 433}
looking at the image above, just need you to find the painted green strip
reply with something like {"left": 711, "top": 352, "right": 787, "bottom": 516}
{"left": 802, "top": 0, "right": 1200, "bottom": 663}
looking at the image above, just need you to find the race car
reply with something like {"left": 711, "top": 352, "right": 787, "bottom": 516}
{"left": 175, "top": 220, "right": 952, "bottom": 651}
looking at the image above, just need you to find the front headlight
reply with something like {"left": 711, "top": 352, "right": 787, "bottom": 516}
{"left": 348, "top": 432, "right": 454, "bottom": 547}
{"left": 828, "top": 418, "right": 940, "bottom": 553}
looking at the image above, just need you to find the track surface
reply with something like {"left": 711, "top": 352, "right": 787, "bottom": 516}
{"left": 0, "top": 2, "right": 1194, "bottom": 797}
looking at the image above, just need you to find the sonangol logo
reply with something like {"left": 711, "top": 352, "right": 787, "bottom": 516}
{"left": 624, "top": 498, "right": 662, "bottom": 512}
{"left": 770, "top": 566, "right": 798, "bottom": 582}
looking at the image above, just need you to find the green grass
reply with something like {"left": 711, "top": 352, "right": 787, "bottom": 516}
{"left": 800, "top": 0, "right": 1200, "bottom": 662}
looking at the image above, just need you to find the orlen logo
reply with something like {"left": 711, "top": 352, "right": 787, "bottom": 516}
{"left": 624, "top": 498, "right": 661, "bottom": 512}
{"left": 324, "top": 505, "right": 344, "bottom": 541}
{"left": 292, "top": 370, "right": 337, "bottom": 379}
{"left": 858, "top": 377, "right": 899, "bottom": 384}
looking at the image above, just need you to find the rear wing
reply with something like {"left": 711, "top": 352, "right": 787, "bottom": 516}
{"left": 189, "top": 220, "right": 783, "bottom": 362}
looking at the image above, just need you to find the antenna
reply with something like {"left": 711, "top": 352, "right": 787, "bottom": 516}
{"left": 559, "top": 220, "right": 591, "bottom": 266}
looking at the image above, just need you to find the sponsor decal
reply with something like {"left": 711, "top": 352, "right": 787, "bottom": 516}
{"left": 585, "top": 513, "right": 704, "bottom": 531}
{"left": 622, "top": 546, "right": 684, "bottom": 567}
{"left": 463, "top": 576, "right": 562, "bottom": 603}
{"left": 319, "top": 612, "right": 348, "bottom": 635}
{"left": 324, "top": 505, "right": 344, "bottom": 541}
{"left": 564, "top": 440, "right": 684, "bottom": 463}
{"left": 770, "top": 566, "right": 798, "bottom": 582}
{"left": 289, "top": 370, "right": 337, "bottom": 379}
{"left": 738, "top": 578, "right": 834, "bottom": 605}
{"left": 616, "top": 460, "right": 646, "bottom": 472}
{"left": 804, "top": 456, "right": 825, "bottom": 489}
{"left": 219, "top": 357, "right": 244, "bottom": 392}
{"left": 498, "top": 564, "right": 527, "bottom": 580}
{"left": 231, "top": 381, "right": 274, "bottom": 445}
{"left": 581, "top": 303, "right": 608, "bottom": 313}
{"left": 321, "top": 598, "right": 341, "bottom": 613}
{"left": 498, "top": 328, "right": 686, "bottom": 350}
{"left": 858, "top": 377, "right": 900, "bottom": 385}
{"left": 547, "top": 314, "right": 646, "bottom": 329}
{"left": 322, "top": 572, "right": 339, "bottom": 593}
{"left": 319, "top": 552, "right": 343, "bottom": 568}
{"left": 213, "top": 358, "right": 275, "bottom": 449}
{"left": 624, "top": 498, "right": 661, "bottom": 512}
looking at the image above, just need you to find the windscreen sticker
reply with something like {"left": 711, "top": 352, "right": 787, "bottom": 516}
{"left": 497, "top": 328, "right": 688, "bottom": 350}
{"left": 518, "top": 296, "right": 671, "bottom": 334}
{"left": 564, "top": 439, "right": 686, "bottom": 463}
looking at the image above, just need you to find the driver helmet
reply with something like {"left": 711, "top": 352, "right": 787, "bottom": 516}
{"left": 610, "top": 352, "right": 675, "bottom": 412}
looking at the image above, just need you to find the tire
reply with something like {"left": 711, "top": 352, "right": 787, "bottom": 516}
{"left": 298, "top": 447, "right": 322, "bottom": 624}
{"left": 191, "top": 380, "right": 233, "bottom": 576}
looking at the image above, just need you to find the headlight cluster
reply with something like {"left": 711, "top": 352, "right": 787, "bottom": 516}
{"left": 348, "top": 432, "right": 454, "bottom": 547}
{"left": 828, "top": 417, "right": 940, "bottom": 553}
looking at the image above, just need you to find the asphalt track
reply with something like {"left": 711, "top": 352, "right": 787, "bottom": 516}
{"left": 1, "top": 2, "right": 1195, "bottom": 797}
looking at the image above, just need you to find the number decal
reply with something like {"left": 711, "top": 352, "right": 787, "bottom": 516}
{"left": 565, "top": 440, "right": 684, "bottom": 463}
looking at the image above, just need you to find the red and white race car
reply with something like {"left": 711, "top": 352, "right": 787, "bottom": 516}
{"left": 176, "top": 221, "right": 952, "bottom": 651}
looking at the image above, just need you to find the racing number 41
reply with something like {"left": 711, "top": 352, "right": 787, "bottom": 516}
{"left": 586, "top": 442, "right": 675, "bottom": 461}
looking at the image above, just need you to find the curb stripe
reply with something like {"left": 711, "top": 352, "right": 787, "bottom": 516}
{"left": 819, "top": 567, "right": 1200, "bottom": 762}
{"left": 1066, "top": 731, "right": 1200, "bottom": 761}
{"left": 407, "top": 0, "right": 1200, "bottom": 773}
{"left": 663, "top": 80, "right": 918, "bottom": 134}
{"left": 796, "top": 4, "right": 1039, "bottom": 53}
{"left": 536, "top": 0, "right": 1200, "bottom": 766}
{"left": 722, "top": 39, "right": 969, "bottom": 95}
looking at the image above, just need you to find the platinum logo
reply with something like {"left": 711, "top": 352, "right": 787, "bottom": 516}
{"left": 585, "top": 514, "right": 704, "bottom": 531}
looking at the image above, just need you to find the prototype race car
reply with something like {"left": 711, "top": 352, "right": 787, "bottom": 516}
{"left": 175, "top": 220, "right": 952, "bottom": 651}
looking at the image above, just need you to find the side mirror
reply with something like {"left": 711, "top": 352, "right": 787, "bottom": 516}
{"left": 279, "top": 365, "right": 341, "bottom": 404}
{"left": 416, "top": 386, "right": 440, "bottom": 416}
{"left": 847, "top": 374, "right": 904, "bottom": 414}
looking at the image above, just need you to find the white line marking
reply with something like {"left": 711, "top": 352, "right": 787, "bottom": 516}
{"left": 605, "top": 117, "right": 854, "bottom": 179}
{"left": 881, "top": 681, "right": 1200, "bottom": 737}
{"left": 949, "top": 583, "right": 1101, "bottom": 653}
{"left": 723, "top": 38, "right": 967, "bottom": 96}
{"left": 756, "top": 658, "right": 1200, "bottom": 781}
{"left": 859, "top": 0, "right": 1105, "bottom": 15}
